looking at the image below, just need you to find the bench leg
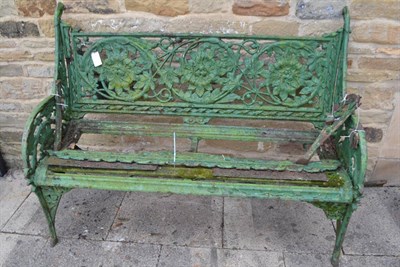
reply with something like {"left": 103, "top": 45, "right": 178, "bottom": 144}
{"left": 34, "top": 186, "right": 68, "bottom": 246}
{"left": 331, "top": 204, "right": 355, "bottom": 267}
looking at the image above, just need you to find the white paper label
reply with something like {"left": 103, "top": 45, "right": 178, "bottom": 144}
{"left": 91, "top": 51, "right": 102, "bottom": 67}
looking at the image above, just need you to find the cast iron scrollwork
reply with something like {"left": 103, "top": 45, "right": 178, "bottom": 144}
{"left": 72, "top": 35, "right": 332, "bottom": 114}
{"left": 78, "top": 37, "right": 156, "bottom": 101}
{"left": 241, "top": 41, "right": 328, "bottom": 107}
{"left": 161, "top": 40, "right": 242, "bottom": 104}
{"left": 22, "top": 96, "right": 56, "bottom": 179}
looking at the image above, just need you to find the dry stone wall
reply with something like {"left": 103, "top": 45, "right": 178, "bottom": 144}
{"left": 0, "top": 0, "right": 399, "bottom": 184}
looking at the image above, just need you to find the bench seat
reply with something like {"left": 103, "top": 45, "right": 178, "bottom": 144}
{"left": 48, "top": 149, "right": 341, "bottom": 172}
{"left": 35, "top": 150, "right": 353, "bottom": 203}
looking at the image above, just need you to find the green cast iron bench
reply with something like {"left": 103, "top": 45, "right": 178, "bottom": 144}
{"left": 22, "top": 3, "right": 367, "bottom": 266}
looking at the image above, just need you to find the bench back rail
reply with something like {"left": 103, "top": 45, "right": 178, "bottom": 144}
{"left": 53, "top": 5, "right": 350, "bottom": 127}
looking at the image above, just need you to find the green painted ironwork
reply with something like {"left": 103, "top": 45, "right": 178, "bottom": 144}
{"left": 68, "top": 35, "right": 338, "bottom": 119}
{"left": 312, "top": 202, "right": 348, "bottom": 220}
{"left": 38, "top": 172, "right": 354, "bottom": 204}
{"left": 21, "top": 96, "right": 56, "bottom": 180}
{"left": 33, "top": 186, "right": 70, "bottom": 246}
{"left": 335, "top": 115, "right": 368, "bottom": 201}
{"left": 55, "top": 10, "right": 345, "bottom": 123}
{"left": 21, "top": 4, "right": 366, "bottom": 267}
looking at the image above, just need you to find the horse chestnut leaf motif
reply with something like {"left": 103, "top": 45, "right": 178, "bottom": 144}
{"left": 100, "top": 57, "right": 137, "bottom": 94}
{"left": 172, "top": 44, "right": 241, "bottom": 104}
{"left": 267, "top": 56, "right": 312, "bottom": 102}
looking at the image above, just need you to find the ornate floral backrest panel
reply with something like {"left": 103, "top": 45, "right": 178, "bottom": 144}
{"left": 60, "top": 27, "right": 345, "bottom": 122}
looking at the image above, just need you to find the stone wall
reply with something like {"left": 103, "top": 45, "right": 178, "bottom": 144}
{"left": 0, "top": 0, "right": 399, "bottom": 184}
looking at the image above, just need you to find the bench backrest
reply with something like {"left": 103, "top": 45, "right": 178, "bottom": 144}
{"left": 54, "top": 4, "right": 350, "bottom": 125}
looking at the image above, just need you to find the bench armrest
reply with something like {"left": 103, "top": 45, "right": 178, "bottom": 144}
{"left": 22, "top": 96, "right": 57, "bottom": 180}
{"left": 334, "top": 115, "right": 367, "bottom": 198}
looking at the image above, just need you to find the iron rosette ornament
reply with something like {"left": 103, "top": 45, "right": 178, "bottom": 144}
{"left": 157, "top": 40, "right": 242, "bottom": 104}
{"left": 242, "top": 41, "right": 327, "bottom": 107}
{"left": 77, "top": 37, "right": 156, "bottom": 101}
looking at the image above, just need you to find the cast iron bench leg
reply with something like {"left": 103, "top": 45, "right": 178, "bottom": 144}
{"left": 331, "top": 203, "right": 355, "bottom": 267}
{"left": 34, "top": 186, "right": 66, "bottom": 246}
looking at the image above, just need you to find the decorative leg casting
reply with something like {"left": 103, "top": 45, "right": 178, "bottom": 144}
{"left": 34, "top": 186, "right": 70, "bottom": 246}
{"left": 312, "top": 202, "right": 356, "bottom": 267}
{"left": 330, "top": 204, "right": 355, "bottom": 267}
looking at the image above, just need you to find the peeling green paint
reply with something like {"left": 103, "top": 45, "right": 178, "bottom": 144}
{"left": 21, "top": 4, "right": 366, "bottom": 267}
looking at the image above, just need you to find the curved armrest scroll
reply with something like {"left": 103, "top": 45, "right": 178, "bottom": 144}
{"left": 334, "top": 115, "right": 367, "bottom": 198}
{"left": 22, "top": 96, "right": 57, "bottom": 180}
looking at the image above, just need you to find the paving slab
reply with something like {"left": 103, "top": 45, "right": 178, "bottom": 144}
{"left": 3, "top": 189, "right": 125, "bottom": 241}
{"left": 284, "top": 252, "right": 400, "bottom": 267}
{"left": 0, "top": 233, "right": 47, "bottom": 267}
{"left": 158, "top": 245, "right": 285, "bottom": 267}
{"left": 3, "top": 237, "right": 160, "bottom": 267}
{"left": 107, "top": 192, "right": 223, "bottom": 247}
{"left": 157, "top": 245, "right": 215, "bottom": 267}
{"left": 341, "top": 255, "right": 400, "bottom": 267}
{"left": 341, "top": 187, "right": 400, "bottom": 256}
{"left": 376, "top": 187, "right": 400, "bottom": 229}
{"left": 223, "top": 197, "right": 336, "bottom": 253}
{"left": 0, "top": 170, "right": 31, "bottom": 229}
{"left": 283, "top": 252, "right": 332, "bottom": 267}
{"left": 217, "top": 248, "right": 285, "bottom": 267}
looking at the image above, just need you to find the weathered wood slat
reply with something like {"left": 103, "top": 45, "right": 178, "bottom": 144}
{"left": 36, "top": 167, "right": 353, "bottom": 203}
{"left": 77, "top": 119, "right": 319, "bottom": 143}
{"left": 48, "top": 150, "right": 341, "bottom": 173}
{"left": 47, "top": 157, "right": 157, "bottom": 171}
{"left": 48, "top": 159, "right": 329, "bottom": 180}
